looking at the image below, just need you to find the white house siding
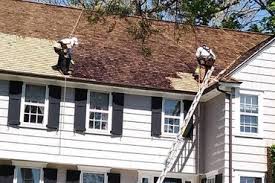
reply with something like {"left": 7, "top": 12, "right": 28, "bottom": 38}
{"left": 200, "top": 94, "right": 226, "bottom": 176}
{"left": 0, "top": 81, "right": 197, "bottom": 182}
{"left": 227, "top": 41, "right": 275, "bottom": 183}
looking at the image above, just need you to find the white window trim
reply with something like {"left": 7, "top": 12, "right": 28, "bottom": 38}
{"left": 12, "top": 161, "right": 47, "bottom": 183}
{"left": 161, "top": 98, "right": 184, "bottom": 137}
{"left": 19, "top": 83, "right": 49, "bottom": 129}
{"left": 235, "top": 89, "right": 263, "bottom": 138}
{"left": 234, "top": 171, "right": 265, "bottom": 183}
{"left": 85, "top": 91, "right": 113, "bottom": 134}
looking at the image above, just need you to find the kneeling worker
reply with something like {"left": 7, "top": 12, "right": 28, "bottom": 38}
{"left": 53, "top": 37, "right": 78, "bottom": 75}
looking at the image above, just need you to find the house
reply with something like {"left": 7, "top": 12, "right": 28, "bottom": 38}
{"left": 0, "top": 0, "right": 274, "bottom": 183}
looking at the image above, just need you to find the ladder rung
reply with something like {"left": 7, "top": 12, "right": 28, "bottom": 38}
{"left": 156, "top": 66, "right": 215, "bottom": 183}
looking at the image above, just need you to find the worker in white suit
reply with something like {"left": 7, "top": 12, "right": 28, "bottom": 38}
{"left": 194, "top": 44, "right": 216, "bottom": 81}
{"left": 53, "top": 37, "right": 78, "bottom": 75}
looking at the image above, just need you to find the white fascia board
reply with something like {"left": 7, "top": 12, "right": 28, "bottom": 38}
{"left": 0, "top": 73, "right": 195, "bottom": 100}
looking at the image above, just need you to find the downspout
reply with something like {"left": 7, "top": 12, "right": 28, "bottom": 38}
{"left": 217, "top": 84, "right": 233, "bottom": 183}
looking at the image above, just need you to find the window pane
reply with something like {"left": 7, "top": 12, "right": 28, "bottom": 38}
{"left": 164, "top": 117, "right": 180, "bottom": 134}
{"left": 240, "top": 115, "right": 258, "bottom": 134}
{"left": 30, "top": 115, "right": 36, "bottom": 123}
{"left": 240, "top": 95, "right": 258, "bottom": 114}
{"left": 17, "top": 168, "right": 40, "bottom": 183}
{"left": 102, "top": 122, "right": 108, "bottom": 130}
{"left": 38, "top": 107, "right": 44, "bottom": 114}
{"left": 37, "top": 116, "right": 43, "bottom": 124}
{"left": 164, "top": 100, "right": 181, "bottom": 116}
{"left": 24, "top": 114, "right": 29, "bottom": 122}
{"left": 24, "top": 105, "right": 30, "bottom": 113}
{"left": 174, "top": 126, "right": 179, "bottom": 133}
{"left": 90, "top": 92, "right": 109, "bottom": 110}
{"left": 89, "top": 111, "right": 108, "bottom": 130}
{"left": 240, "top": 176, "right": 257, "bottom": 183}
{"left": 25, "top": 85, "right": 46, "bottom": 103}
{"left": 31, "top": 106, "right": 37, "bottom": 113}
{"left": 95, "top": 121, "right": 100, "bottom": 129}
{"left": 89, "top": 120, "right": 94, "bottom": 129}
{"left": 142, "top": 178, "right": 149, "bottom": 183}
{"left": 83, "top": 173, "right": 104, "bottom": 183}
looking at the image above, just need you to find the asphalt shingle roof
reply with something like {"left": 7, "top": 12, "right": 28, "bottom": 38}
{"left": 0, "top": 0, "right": 272, "bottom": 92}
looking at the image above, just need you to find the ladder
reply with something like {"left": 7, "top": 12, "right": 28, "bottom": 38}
{"left": 156, "top": 66, "right": 215, "bottom": 183}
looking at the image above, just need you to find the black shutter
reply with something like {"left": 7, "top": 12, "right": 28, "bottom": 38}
{"left": 47, "top": 86, "right": 61, "bottom": 130}
{"left": 0, "top": 165, "right": 15, "bottom": 183}
{"left": 74, "top": 88, "right": 87, "bottom": 132}
{"left": 182, "top": 100, "right": 193, "bottom": 139}
{"left": 108, "top": 173, "right": 120, "bottom": 183}
{"left": 151, "top": 97, "right": 162, "bottom": 137}
{"left": 43, "top": 168, "right": 58, "bottom": 183}
{"left": 215, "top": 174, "right": 223, "bottom": 183}
{"left": 111, "top": 93, "right": 124, "bottom": 136}
{"left": 66, "top": 170, "right": 80, "bottom": 183}
{"left": 255, "top": 178, "right": 262, "bottom": 183}
{"left": 154, "top": 177, "right": 182, "bottom": 183}
{"left": 8, "top": 81, "right": 23, "bottom": 126}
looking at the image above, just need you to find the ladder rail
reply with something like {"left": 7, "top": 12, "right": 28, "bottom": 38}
{"left": 156, "top": 66, "right": 215, "bottom": 183}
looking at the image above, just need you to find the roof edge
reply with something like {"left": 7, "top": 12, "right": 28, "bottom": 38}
{"left": 225, "top": 36, "right": 275, "bottom": 77}
{"left": 0, "top": 69, "right": 197, "bottom": 95}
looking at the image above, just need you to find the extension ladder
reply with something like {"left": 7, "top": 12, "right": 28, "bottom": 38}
{"left": 156, "top": 66, "right": 215, "bottom": 183}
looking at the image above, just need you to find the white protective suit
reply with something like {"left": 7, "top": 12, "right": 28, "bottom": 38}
{"left": 195, "top": 45, "right": 216, "bottom": 60}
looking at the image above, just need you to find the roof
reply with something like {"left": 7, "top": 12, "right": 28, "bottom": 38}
{"left": 0, "top": 33, "right": 62, "bottom": 77}
{"left": 0, "top": 0, "right": 272, "bottom": 93}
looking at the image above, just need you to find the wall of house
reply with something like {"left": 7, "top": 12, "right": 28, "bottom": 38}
{"left": 225, "top": 40, "right": 275, "bottom": 183}
{"left": 0, "top": 80, "right": 197, "bottom": 181}
{"left": 200, "top": 94, "right": 226, "bottom": 176}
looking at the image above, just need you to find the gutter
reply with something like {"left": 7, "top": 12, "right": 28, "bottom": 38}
{"left": 216, "top": 84, "right": 234, "bottom": 183}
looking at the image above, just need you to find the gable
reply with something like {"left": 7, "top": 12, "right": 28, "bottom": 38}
{"left": 231, "top": 38, "right": 275, "bottom": 86}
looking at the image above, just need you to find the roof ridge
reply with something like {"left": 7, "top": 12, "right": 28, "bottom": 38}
{"left": 17, "top": 0, "right": 272, "bottom": 37}
{"left": 20, "top": 0, "right": 82, "bottom": 11}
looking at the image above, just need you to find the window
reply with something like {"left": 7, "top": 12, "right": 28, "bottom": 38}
{"left": 154, "top": 177, "right": 182, "bottom": 183}
{"left": 87, "top": 92, "right": 111, "bottom": 131}
{"left": 207, "top": 178, "right": 215, "bottom": 183}
{"left": 163, "top": 99, "right": 182, "bottom": 134}
{"left": 16, "top": 168, "right": 41, "bottom": 183}
{"left": 142, "top": 178, "right": 149, "bottom": 183}
{"left": 22, "top": 84, "right": 47, "bottom": 126}
{"left": 82, "top": 172, "right": 105, "bottom": 183}
{"left": 240, "top": 95, "right": 258, "bottom": 133}
{"left": 240, "top": 176, "right": 262, "bottom": 183}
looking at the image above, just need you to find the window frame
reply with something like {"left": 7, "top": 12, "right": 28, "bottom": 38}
{"left": 80, "top": 170, "right": 108, "bottom": 183}
{"left": 12, "top": 161, "right": 46, "bottom": 183}
{"left": 235, "top": 89, "right": 263, "bottom": 138}
{"left": 19, "top": 83, "right": 49, "bottom": 129}
{"left": 85, "top": 90, "right": 112, "bottom": 134}
{"left": 138, "top": 170, "right": 189, "bottom": 183}
{"left": 240, "top": 94, "right": 259, "bottom": 134}
{"left": 235, "top": 171, "right": 264, "bottom": 183}
{"left": 161, "top": 98, "right": 184, "bottom": 136}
